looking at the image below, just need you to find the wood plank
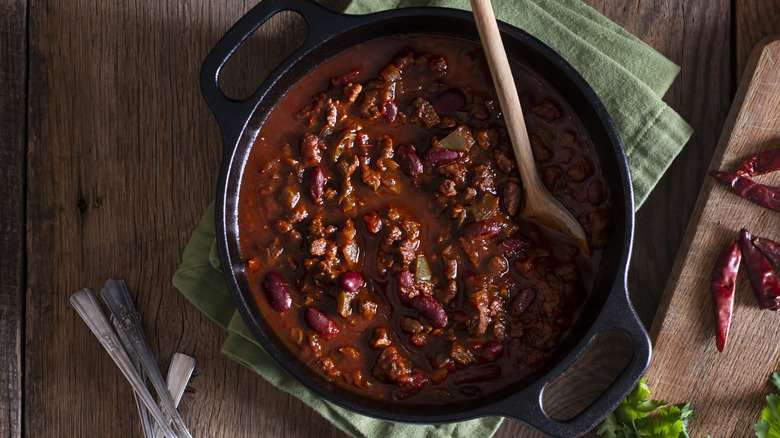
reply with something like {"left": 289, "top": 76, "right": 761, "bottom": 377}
{"left": 735, "top": 0, "right": 780, "bottom": 80}
{"left": 24, "top": 0, "right": 346, "bottom": 436}
{"left": 21, "top": 0, "right": 731, "bottom": 436}
{"left": 0, "top": 0, "right": 26, "bottom": 437}
{"left": 646, "top": 38, "right": 780, "bottom": 436}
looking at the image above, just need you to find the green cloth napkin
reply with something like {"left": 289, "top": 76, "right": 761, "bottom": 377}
{"left": 174, "top": 1, "right": 693, "bottom": 436}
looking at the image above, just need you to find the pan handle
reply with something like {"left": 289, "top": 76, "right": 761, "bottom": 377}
{"left": 497, "top": 281, "right": 651, "bottom": 437}
{"left": 200, "top": 0, "right": 352, "bottom": 148}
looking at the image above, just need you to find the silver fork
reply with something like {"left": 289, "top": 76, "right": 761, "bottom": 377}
{"left": 154, "top": 353, "right": 196, "bottom": 438}
{"left": 70, "top": 289, "right": 178, "bottom": 438}
{"left": 100, "top": 279, "right": 193, "bottom": 438}
{"left": 111, "top": 314, "right": 154, "bottom": 437}
{"left": 110, "top": 317, "right": 195, "bottom": 438}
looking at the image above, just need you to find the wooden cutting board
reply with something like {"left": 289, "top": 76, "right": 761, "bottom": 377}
{"left": 645, "top": 37, "right": 780, "bottom": 435}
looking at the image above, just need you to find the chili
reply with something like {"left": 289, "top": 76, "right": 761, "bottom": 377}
{"left": 754, "top": 236, "right": 780, "bottom": 268}
{"left": 710, "top": 170, "right": 780, "bottom": 212}
{"left": 711, "top": 239, "right": 741, "bottom": 352}
{"left": 735, "top": 148, "right": 780, "bottom": 177}
{"left": 237, "top": 36, "right": 609, "bottom": 404}
{"left": 740, "top": 228, "right": 780, "bottom": 311}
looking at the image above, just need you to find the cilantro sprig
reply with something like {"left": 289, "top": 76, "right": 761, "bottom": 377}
{"left": 598, "top": 372, "right": 780, "bottom": 437}
{"left": 754, "top": 372, "right": 780, "bottom": 438}
{"left": 597, "top": 378, "right": 694, "bottom": 438}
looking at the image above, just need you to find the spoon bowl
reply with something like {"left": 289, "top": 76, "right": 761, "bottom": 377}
{"left": 470, "top": 0, "right": 590, "bottom": 254}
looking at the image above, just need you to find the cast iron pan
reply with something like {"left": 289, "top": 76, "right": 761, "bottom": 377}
{"left": 200, "top": 0, "right": 651, "bottom": 436}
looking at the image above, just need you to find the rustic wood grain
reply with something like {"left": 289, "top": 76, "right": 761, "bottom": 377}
{"left": 24, "top": 0, "right": 346, "bottom": 436}
{"left": 0, "top": 0, "right": 26, "bottom": 437}
{"left": 17, "top": 0, "right": 745, "bottom": 436}
{"left": 646, "top": 38, "right": 780, "bottom": 436}
{"left": 736, "top": 0, "right": 780, "bottom": 80}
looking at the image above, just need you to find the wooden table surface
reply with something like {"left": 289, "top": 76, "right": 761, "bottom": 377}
{"left": 2, "top": 0, "right": 779, "bottom": 436}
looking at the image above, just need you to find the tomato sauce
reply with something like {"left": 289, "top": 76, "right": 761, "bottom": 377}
{"left": 238, "top": 35, "right": 609, "bottom": 404}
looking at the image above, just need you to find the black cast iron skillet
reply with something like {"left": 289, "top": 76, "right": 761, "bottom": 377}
{"left": 200, "top": 0, "right": 651, "bottom": 436}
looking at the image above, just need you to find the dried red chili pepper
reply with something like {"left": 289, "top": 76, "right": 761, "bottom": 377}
{"left": 711, "top": 239, "right": 741, "bottom": 352}
{"left": 710, "top": 171, "right": 780, "bottom": 212}
{"left": 754, "top": 236, "right": 780, "bottom": 268}
{"left": 735, "top": 148, "right": 780, "bottom": 177}
{"left": 740, "top": 229, "right": 780, "bottom": 311}
{"left": 766, "top": 185, "right": 780, "bottom": 197}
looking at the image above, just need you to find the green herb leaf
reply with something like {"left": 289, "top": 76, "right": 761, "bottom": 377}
{"left": 755, "top": 374, "right": 780, "bottom": 438}
{"left": 771, "top": 372, "right": 780, "bottom": 393}
{"left": 597, "top": 379, "right": 695, "bottom": 438}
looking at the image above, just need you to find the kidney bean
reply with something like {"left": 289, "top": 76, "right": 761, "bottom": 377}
{"left": 396, "top": 146, "right": 423, "bottom": 177}
{"left": 340, "top": 271, "right": 364, "bottom": 292}
{"left": 309, "top": 166, "right": 325, "bottom": 205}
{"left": 331, "top": 68, "right": 360, "bottom": 85}
{"left": 587, "top": 179, "right": 604, "bottom": 205}
{"left": 424, "top": 148, "right": 460, "bottom": 165}
{"left": 462, "top": 220, "right": 502, "bottom": 240}
{"left": 391, "top": 373, "right": 427, "bottom": 401}
{"left": 409, "top": 295, "right": 448, "bottom": 328}
{"left": 263, "top": 272, "right": 292, "bottom": 312}
{"left": 304, "top": 306, "right": 340, "bottom": 339}
{"left": 509, "top": 288, "right": 536, "bottom": 317}
{"left": 384, "top": 101, "right": 397, "bottom": 123}
{"left": 478, "top": 342, "right": 504, "bottom": 362}
{"left": 500, "top": 237, "right": 525, "bottom": 258}
{"left": 432, "top": 88, "right": 466, "bottom": 113}
{"left": 397, "top": 270, "right": 415, "bottom": 304}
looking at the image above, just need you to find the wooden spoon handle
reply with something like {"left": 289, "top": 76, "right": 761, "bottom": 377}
{"left": 469, "top": 0, "right": 541, "bottom": 192}
{"left": 470, "top": 0, "right": 590, "bottom": 253}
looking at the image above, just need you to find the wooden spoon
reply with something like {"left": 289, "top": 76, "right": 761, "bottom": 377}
{"left": 470, "top": 0, "right": 590, "bottom": 254}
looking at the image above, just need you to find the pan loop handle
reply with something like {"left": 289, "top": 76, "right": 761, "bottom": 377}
{"left": 200, "top": 0, "right": 350, "bottom": 148}
{"left": 501, "top": 281, "right": 651, "bottom": 437}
